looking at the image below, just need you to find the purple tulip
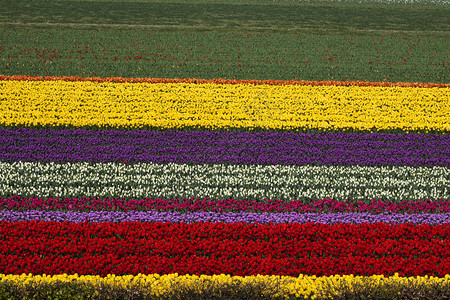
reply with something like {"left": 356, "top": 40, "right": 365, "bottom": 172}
{"left": 2, "top": 210, "right": 450, "bottom": 225}
{"left": 0, "top": 128, "right": 448, "bottom": 167}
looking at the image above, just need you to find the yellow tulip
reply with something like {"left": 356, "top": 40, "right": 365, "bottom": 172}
{"left": 0, "top": 80, "right": 448, "bottom": 131}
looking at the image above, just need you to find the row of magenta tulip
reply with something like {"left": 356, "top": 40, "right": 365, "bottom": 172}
{"left": 2, "top": 196, "right": 449, "bottom": 213}
{"left": 1, "top": 221, "right": 449, "bottom": 277}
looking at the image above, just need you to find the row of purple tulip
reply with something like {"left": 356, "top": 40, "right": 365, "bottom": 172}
{"left": 3, "top": 210, "right": 450, "bottom": 225}
{"left": 1, "top": 128, "right": 448, "bottom": 166}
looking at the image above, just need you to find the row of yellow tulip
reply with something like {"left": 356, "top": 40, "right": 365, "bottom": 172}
{"left": 1, "top": 80, "right": 448, "bottom": 131}
{"left": 2, "top": 273, "right": 449, "bottom": 299}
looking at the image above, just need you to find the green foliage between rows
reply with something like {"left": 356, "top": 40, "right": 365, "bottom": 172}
{"left": 1, "top": 124, "right": 448, "bottom": 135}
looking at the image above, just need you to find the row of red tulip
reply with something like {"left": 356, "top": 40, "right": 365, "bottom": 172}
{"left": 1, "top": 221, "right": 449, "bottom": 277}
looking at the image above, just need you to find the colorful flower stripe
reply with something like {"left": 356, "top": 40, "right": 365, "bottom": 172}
{"left": 4, "top": 273, "right": 450, "bottom": 300}
{"left": 2, "top": 75, "right": 449, "bottom": 88}
{"left": 1, "top": 221, "right": 450, "bottom": 277}
{"left": 4, "top": 210, "right": 450, "bottom": 225}
{"left": 1, "top": 80, "right": 448, "bottom": 131}
{"left": 3, "top": 196, "right": 450, "bottom": 214}
{"left": 1, "top": 161, "right": 448, "bottom": 201}
{"left": 2, "top": 273, "right": 450, "bottom": 300}
{"left": 2, "top": 128, "right": 449, "bottom": 167}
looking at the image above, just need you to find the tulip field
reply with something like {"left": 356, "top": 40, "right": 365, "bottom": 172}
{"left": 0, "top": 0, "right": 449, "bottom": 299}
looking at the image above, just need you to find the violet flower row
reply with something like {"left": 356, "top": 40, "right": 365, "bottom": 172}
{"left": 1, "top": 128, "right": 449, "bottom": 166}
{"left": 2, "top": 196, "right": 450, "bottom": 214}
{"left": 2, "top": 210, "right": 450, "bottom": 225}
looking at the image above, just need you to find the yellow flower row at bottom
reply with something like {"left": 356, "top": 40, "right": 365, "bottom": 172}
{"left": 1, "top": 273, "right": 449, "bottom": 299}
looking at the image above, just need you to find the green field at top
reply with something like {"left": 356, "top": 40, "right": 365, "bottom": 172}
{"left": 2, "top": 0, "right": 449, "bottom": 33}
{"left": 18, "top": 0, "right": 448, "bottom": 3}
{"left": 0, "top": 0, "right": 448, "bottom": 82}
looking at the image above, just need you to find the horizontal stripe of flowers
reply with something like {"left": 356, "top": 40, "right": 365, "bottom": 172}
{"left": 2, "top": 80, "right": 448, "bottom": 131}
{"left": 2, "top": 128, "right": 449, "bottom": 167}
{"left": 2, "top": 221, "right": 450, "bottom": 277}
{"left": 3, "top": 197, "right": 450, "bottom": 213}
{"left": 1, "top": 161, "right": 448, "bottom": 201}
{"left": 2, "top": 75, "right": 449, "bottom": 88}
{"left": 4, "top": 273, "right": 449, "bottom": 300}
{"left": 4, "top": 210, "right": 450, "bottom": 225}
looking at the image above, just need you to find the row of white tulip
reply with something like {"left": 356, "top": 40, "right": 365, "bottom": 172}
{"left": 0, "top": 161, "right": 448, "bottom": 201}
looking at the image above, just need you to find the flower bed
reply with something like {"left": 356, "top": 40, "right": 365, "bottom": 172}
{"left": 1, "top": 0, "right": 449, "bottom": 296}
